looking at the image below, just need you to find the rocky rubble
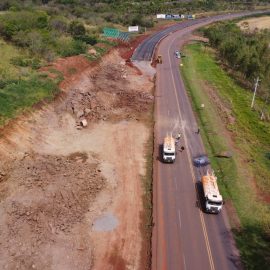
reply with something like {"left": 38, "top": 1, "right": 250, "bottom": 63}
{"left": 64, "top": 62, "right": 153, "bottom": 126}
{"left": 0, "top": 153, "right": 105, "bottom": 269}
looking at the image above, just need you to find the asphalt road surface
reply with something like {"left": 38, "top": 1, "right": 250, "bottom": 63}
{"left": 132, "top": 10, "right": 270, "bottom": 61}
{"left": 152, "top": 28, "right": 241, "bottom": 270}
{"left": 131, "top": 11, "right": 270, "bottom": 270}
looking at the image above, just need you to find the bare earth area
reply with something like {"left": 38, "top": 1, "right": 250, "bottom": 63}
{"left": 238, "top": 15, "right": 270, "bottom": 31}
{"left": 0, "top": 49, "right": 154, "bottom": 269}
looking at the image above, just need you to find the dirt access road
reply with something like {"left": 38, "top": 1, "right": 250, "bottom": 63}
{"left": 0, "top": 48, "right": 154, "bottom": 269}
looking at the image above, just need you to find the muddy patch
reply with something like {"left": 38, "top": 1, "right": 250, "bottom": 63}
{"left": 92, "top": 212, "right": 119, "bottom": 232}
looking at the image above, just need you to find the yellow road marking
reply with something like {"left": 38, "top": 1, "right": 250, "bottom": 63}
{"left": 166, "top": 43, "right": 215, "bottom": 270}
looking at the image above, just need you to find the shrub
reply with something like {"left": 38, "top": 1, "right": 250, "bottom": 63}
{"left": 12, "top": 30, "right": 29, "bottom": 47}
{"left": 56, "top": 36, "right": 86, "bottom": 57}
{"left": 0, "top": 10, "right": 50, "bottom": 40}
{"left": 0, "top": 1, "right": 10, "bottom": 11}
{"left": 10, "top": 56, "right": 30, "bottom": 67}
{"left": 10, "top": 56, "right": 41, "bottom": 69}
{"left": 36, "top": 12, "right": 49, "bottom": 29}
{"left": 75, "top": 35, "right": 97, "bottom": 45}
{"left": 49, "top": 17, "right": 68, "bottom": 33}
{"left": 68, "top": 20, "right": 86, "bottom": 37}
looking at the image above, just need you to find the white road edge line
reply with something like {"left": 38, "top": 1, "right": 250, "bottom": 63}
{"left": 183, "top": 254, "right": 187, "bottom": 270}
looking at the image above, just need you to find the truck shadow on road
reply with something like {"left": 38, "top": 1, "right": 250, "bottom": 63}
{"left": 195, "top": 181, "right": 206, "bottom": 213}
{"left": 156, "top": 144, "right": 163, "bottom": 162}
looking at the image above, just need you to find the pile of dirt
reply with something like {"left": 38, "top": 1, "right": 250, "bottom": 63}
{"left": 64, "top": 56, "right": 153, "bottom": 124}
{"left": 0, "top": 153, "right": 105, "bottom": 269}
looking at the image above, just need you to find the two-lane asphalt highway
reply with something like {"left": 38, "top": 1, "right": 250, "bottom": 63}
{"left": 131, "top": 12, "right": 270, "bottom": 270}
{"left": 132, "top": 11, "right": 270, "bottom": 270}
{"left": 152, "top": 28, "right": 242, "bottom": 269}
{"left": 132, "top": 10, "right": 270, "bottom": 61}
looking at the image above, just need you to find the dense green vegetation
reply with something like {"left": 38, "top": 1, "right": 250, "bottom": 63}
{"left": 0, "top": 6, "right": 113, "bottom": 125}
{"left": 181, "top": 42, "right": 270, "bottom": 270}
{"left": 203, "top": 21, "right": 270, "bottom": 97}
{"left": 0, "top": 1, "right": 269, "bottom": 28}
{"left": 0, "top": 38, "right": 60, "bottom": 126}
{"left": 0, "top": 10, "right": 99, "bottom": 60}
{"left": 0, "top": 74, "right": 59, "bottom": 125}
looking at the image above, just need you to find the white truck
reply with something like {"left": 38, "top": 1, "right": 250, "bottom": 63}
{"left": 162, "top": 134, "right": 176, "bottom": 163}
{"left": 202, "top": 171, "right": 223, "bottom": 214}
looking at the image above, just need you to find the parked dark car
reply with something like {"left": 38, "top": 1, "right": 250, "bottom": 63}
{"left": 193, "top": 155, "right": 210, "bottom": 167}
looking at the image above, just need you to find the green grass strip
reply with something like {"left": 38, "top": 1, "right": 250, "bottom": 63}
{"left": 181, "top": 42, "right": 270, "bottom": 270}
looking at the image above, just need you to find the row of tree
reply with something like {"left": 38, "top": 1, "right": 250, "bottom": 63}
{"left": 1, "top": 1, "right": 268, "bottom": 22}
{"left": 204, "top": 22, "right": 270, "bottom": 96}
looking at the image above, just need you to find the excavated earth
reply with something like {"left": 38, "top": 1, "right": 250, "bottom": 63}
{"left": 0, "top": 49, "right": 154, "bottom": 270}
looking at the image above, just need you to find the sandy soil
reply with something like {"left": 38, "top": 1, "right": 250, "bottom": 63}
{"left": 238, "top": 16, "right": 270, "bottom": 31}
{"left": 0, "top": 49, "right": 154, "bottom": 269}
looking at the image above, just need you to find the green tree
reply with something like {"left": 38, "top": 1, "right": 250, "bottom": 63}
{"left": 68, "top": 20, "right": 85, "bottom": 37}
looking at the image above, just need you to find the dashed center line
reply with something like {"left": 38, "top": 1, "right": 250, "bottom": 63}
{"left": 178, "top": 210, "right": 182, "bottom": 229}
{"left": 174, "top": 177, "right": 178, "bottom": 190}
{"left": 183, "top": 254, "right": 187, "bottom": 270}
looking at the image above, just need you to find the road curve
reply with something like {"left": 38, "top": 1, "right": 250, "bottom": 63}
{"left": 132, "top": 10, "right": 270, "bottom": 61}
{"left": 135, "top": 12, "right": 270, "bottom": 270}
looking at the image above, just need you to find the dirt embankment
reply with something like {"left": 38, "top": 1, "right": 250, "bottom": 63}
{"left": 0, "top": 47, "right": 154, "bottom": 270}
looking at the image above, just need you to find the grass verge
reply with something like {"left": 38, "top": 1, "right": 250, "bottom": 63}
{"left": 0, "top": 74, "right": 59, "bottom": 126}
{"left": 181, "top": 42, "right": 270, "bottom": 270}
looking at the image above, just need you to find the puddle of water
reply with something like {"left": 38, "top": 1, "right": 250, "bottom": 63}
{"left": 92, "top": 212, "right": 119, "bottom": 232}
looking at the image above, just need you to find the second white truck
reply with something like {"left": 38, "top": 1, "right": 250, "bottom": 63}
{"left": 202, "top": 170, "right": 223, "bottom": 214}
{"left": 162, "top": 134, "right": 176, "bottom": 163}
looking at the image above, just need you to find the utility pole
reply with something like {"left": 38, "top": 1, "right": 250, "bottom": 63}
{"left": 251, "top": 77, "right": 260, "bottom": 109}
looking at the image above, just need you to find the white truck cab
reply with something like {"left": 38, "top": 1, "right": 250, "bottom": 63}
{"left": 202, "top": 171, "right": 223, "bottom": 213}
{"left": 163, "top": 134, "right": 176, "bottom": 163}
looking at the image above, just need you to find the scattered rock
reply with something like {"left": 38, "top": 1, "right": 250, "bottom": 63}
{"left": 80, "top": 119, "right": 88, "bottom": 127}
{"left": 215, "top": 151, "right": 233, "bottom": 158}
{"left": 77, "top": 110, "right": 84, "bottom": 118}
{"left": 88, "top": 48, "right": 97, "bottom": 55}
{"left": 84, "top": 108, "right": 91, "bottom": 115}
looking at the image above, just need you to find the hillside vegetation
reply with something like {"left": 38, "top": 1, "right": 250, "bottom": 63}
{"left": 0, "top": 7, "right": 113, "bottom": 125}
